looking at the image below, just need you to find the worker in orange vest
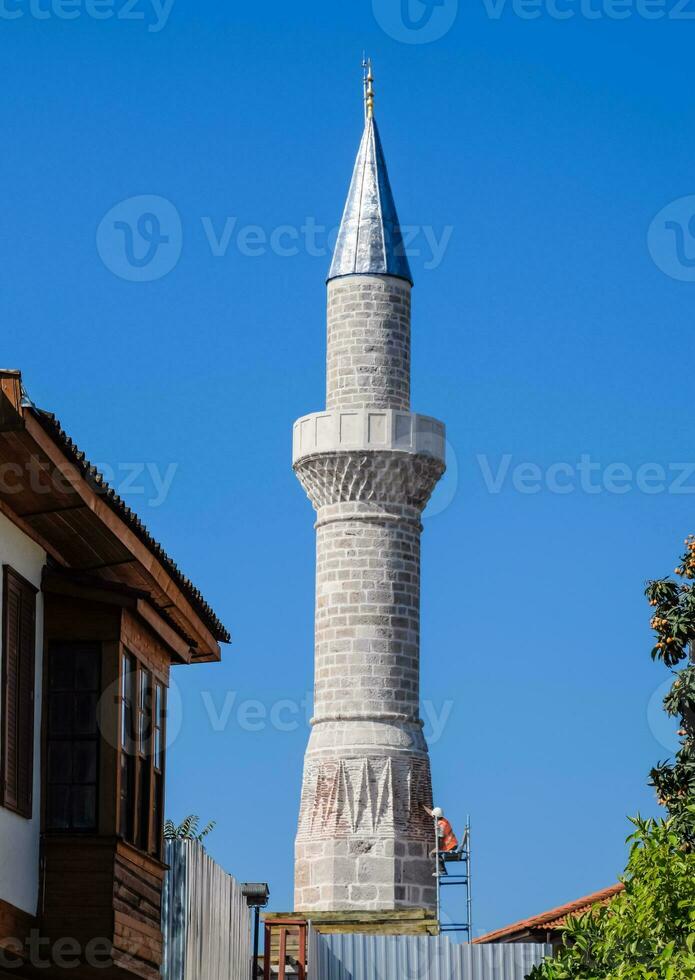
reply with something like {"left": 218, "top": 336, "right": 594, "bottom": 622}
{"left": 424, "top": 805, "right": 458, "bottom": 856}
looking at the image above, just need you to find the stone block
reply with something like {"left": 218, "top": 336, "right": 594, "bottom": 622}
{"left": 349, "top": 884, "right": 378, "bottom": 903}
{"left": 401, "top": 859, "right": 434, "bottom": 886}
{"left": 356, "top": 857, "right": 396, "bottom": 885}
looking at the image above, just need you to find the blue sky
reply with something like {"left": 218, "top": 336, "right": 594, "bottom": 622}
{"left": 3, "top": 0, "right": 695, "bottom": 937}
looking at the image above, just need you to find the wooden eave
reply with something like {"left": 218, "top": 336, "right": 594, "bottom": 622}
{"left": 0, "top": 397, "right": 225, "bottom": 663}
{"left": 43, "top": 568, "right": 193, "bottom": 664}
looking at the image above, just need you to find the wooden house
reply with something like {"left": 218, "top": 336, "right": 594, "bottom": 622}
{"left": 0, "top": 369, "right": 229, "bottom": 979}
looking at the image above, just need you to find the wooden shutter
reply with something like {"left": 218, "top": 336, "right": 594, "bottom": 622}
{"left": 2, "top": 566, "right": 37, "bottom": 818}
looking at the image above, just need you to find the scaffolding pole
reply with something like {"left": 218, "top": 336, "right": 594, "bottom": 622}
{"left": 435, "top": 815, "right": 472, "bottom": 941}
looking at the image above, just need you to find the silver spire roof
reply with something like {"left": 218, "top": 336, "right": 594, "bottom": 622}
{"left": 328, "top": 115, "right": 413, "bottom": 285}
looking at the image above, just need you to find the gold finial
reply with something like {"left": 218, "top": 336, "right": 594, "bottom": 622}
{"left": 363, "top": 56, "right": 374, "bottom": 120}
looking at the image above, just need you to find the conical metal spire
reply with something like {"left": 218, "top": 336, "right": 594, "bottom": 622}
{"left": 328, "top": 65, "right": 413, "bottom": 285}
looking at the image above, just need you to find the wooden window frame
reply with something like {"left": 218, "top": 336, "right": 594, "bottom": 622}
{"left": 135, "top": 667, "right": 152, "bottom": 853}
{"left": 45, "top": 641, "right": 101, "bottom": 833}
{"left": 118, "top": 651, "right": 166, "bottom": 858}
{"left": 1, "top": 565, "right": 37, "bottom": 819}
{"left": 119, "top": 651, "right": 136, "bottom": 842}
{"left": 152, "top": 680, "right": 165, "bottom": 860}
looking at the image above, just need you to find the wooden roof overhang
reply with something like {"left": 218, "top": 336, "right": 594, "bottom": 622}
{"left": 0, "top": 372, "right": 228, "bottom": 663}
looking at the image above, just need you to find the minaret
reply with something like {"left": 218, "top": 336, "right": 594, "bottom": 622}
{"left": 293, "top": 64, "right": 446, "bottom": 914}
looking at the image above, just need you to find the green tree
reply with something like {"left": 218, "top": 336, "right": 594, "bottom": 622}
{"left": 528, "top": 537, "right": 695, "bottom": 979}
{"left": 644, "top": 536, "right": 695, "bottom": 849}
{"left": 163, "top": 814, "right": 216, "bottom": 843}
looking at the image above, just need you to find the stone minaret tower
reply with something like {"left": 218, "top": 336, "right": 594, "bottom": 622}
{"left": 292, "top": 66, "right": 446, "bottom": 914}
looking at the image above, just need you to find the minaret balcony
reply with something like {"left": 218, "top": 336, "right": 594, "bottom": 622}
{"left": 292, "top": 408, "right": 445, "bottom": 467}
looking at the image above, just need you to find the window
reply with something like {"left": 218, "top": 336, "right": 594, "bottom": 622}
{"left": 119, "top": 652, "right": 136, "bottom": 841}
{"left": 136, "top": 669, "right": 151, "bottom": 852}
{"left": 1, "top": 566, "right": 37, "bottom": 818}
{"left": 152, "top": 682, "right": 165, "bottom": 859}
{"left": 118, "top": 654, "right": 166, "bottom": 857}
{"left": 46, "top": 642, "right": 101, "bottom": 831}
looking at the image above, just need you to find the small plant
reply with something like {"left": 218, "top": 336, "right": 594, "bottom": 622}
{"left": 164, "top": 814, "right": 216, "bottom": 844}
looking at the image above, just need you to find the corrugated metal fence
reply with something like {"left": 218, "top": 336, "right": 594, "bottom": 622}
{"left": 308, "top": 931, "right": 550, "bottom": 980}
{"left": 161, "top": 839, "right": 251, "bottom": 980}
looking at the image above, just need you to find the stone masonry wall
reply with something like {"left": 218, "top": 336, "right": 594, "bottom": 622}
{"left": 295, "top": 754, "right": 435, "bottom": 911}
{"left": 312, "top": 505, "right": 421, "bottom": 722}
{"left": 326, "top": 276, "right": 411, "bottom": 411}
{"left": 293, "top": 491, "right": 439, "bottom": 912}
{"left": 293, "top": 274, "right": 444, "bottom": 914}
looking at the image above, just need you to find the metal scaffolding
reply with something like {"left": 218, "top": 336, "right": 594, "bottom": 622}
{"left": 434, "top": 816, "right": 472, "bottom": 941}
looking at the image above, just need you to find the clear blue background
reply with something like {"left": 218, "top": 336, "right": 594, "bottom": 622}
{"left": 2, "top": 0, "right": 693, "bottom": 937}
